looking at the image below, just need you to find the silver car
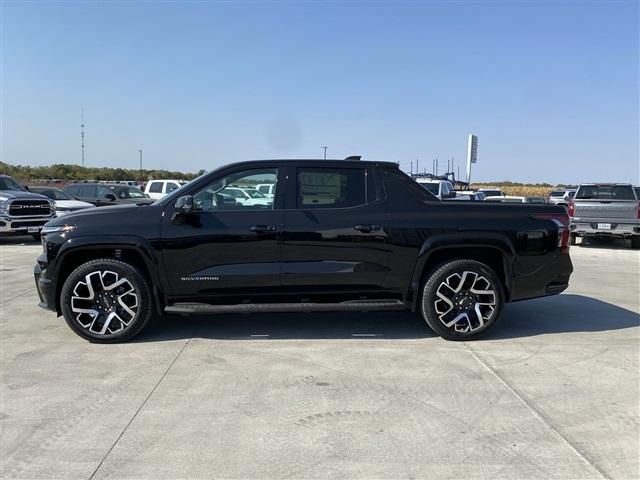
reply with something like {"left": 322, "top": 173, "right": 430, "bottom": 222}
{"left": 547, "top": 189, "right": 576, "bottom": 206}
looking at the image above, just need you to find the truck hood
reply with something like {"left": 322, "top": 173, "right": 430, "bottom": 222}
{"left": 114, "top": 197, "right": 156, "bottom": 205}
{"left": 0, "top": 190, "right": 50, "bottom": 201}
{"left": 45, "top": 203, "right": 163, "bottom": 236}
{"left": 55, "top": 200, "right": 96, "bottom": 210}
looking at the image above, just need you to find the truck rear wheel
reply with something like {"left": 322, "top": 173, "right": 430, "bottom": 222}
{"left": 420, "top": 259, "right": 504, "bottom": 341}
{"left": 631, "top": 236, "right": 640, "bottom": 249}
{"left": 60, "top": 258, "right": 154, "bottom": 343}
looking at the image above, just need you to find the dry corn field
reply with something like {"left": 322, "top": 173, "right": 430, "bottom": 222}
{"left": 471, "top": 184, "right": 552, "bottom": 197}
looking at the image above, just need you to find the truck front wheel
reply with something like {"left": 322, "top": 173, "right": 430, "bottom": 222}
{"left": 60, "top": 258, "right": 154, "bottom": 343}
{"left": 631, "top": 236, "right": 640, "bottom": 249}
{"left": 420, "top": 259, "right": 505, "bottom": 341}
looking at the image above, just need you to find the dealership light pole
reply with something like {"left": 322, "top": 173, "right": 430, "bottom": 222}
{"left": 80, "top": 108, "right": 86, "bottom": 167}
{"left": 321, "top": 146, "right": 327, "bottom": 160}
{"left": 138, "top": 149, "right": 143, "bottom": 179}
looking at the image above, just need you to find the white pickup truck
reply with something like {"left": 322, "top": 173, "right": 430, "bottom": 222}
{"left": 569, "top": 183, "right": 640, "bottom": 248}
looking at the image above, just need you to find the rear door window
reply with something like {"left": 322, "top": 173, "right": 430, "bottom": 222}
{"left": 148, "top": 182, "right": 163, "bottom": 193}
{"left": 79, "top": 186, "right": 96, "bottom": 198}
{"left": 297, "top": 168, "right": 367, "bottom": 208}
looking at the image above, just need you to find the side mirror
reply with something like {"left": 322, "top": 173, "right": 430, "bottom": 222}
{"left": 175, "top": 195, "right": 194, "bottom": 214}
{"left": 105, "top": 193, "right": 117, "bottom": 201}
{"left": 446, "top": 191, "right": 456, "bottom": 199}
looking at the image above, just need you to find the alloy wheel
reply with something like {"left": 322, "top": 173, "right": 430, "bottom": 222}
{"left": 70, "top": 270, "right": 139, "bottom": 335}
{"left": 433, "top": 271, "right": 496, "bottom": 333}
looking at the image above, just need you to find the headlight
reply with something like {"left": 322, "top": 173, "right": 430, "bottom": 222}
{"left": 41, "top": 225, "right": 75, "bottom": 234}
{"left": 50, "top": 201, "right": 56, "bottom": 214}
{"left": 0, "top": 200, "right": 8, "bottom": 215}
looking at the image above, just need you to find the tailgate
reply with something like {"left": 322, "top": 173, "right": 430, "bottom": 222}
{"left": 573, "top": 200, "right": 638, "bottom": 221}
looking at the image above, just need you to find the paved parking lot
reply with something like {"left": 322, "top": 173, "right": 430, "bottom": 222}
{"left": 1, "top": 237, "right": 638, "bottom": 480}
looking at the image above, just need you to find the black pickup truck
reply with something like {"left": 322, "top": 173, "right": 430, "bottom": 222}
{"left": 34, "top": 159, "right": 573, "bottom": 343}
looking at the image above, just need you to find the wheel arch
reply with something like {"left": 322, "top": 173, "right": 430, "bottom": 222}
{"left": 53, "top": 236, "right": 164, "bottom": 316}
{"left": 407, "top": 233, "right": 515, "bottom": 310}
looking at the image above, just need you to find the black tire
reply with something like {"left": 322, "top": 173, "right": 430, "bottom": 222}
{"left": 631, "top": 236, "right": 640, "bottom": 249}
{"left": 60, "top": 258, "right": 154, "bottom": 343}
{"left": 420, "top": 259, "right": 505, "bottom": 341}
{"left": 570, "top": 233, "right": 577, "bottom": 246}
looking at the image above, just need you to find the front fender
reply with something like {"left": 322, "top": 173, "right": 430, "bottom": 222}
{"left": 51, "top": 235, "right": 164, "bottom": 315}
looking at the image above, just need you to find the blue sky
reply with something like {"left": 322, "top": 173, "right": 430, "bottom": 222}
{"left": 1, "top": 1, "right": 638, "bottom": 184}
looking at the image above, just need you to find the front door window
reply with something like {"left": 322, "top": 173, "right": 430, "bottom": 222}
{"left": 193, "top": 169, "right": 277, "bottom": 211}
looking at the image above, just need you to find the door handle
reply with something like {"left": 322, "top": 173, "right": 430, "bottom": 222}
{"left": 249, "top": 225, "right": 276, "bottom": 233}
{"left": 354, "top": 224, "right": 381, "bottom": 233}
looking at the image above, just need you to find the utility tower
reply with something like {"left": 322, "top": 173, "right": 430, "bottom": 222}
{"left": 80, "top": 108, "right": 86, "bottom": 167}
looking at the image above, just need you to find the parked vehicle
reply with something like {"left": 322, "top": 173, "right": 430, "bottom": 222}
{"left": 478, "top": 188, "right": 504, "bottom": 198}
{"left": 27, "top": 186, "right": 96, "bottom": 216}
{"left": 0, "top": 175, "right": 55, "bottom": 239}
{"left": 569, "top": 183, "right": 640, "bottom": 248}
{"left": 35, "top": 158, "right": 573, "bottom": 343}
{"left": 414, "top": 178, "right": 456, "bottom": 200}
{"left": 221, "top": 187, "right": 272, "bottom": 206}
{"left": 144, "top": 179, "right": 186, "bottom": 199}
{"left": 485, "top": 195, "right": 546, "bottom": 204}
{"left": 255, "top": 183, "right": 276, "bottom": 199}
{"left": 452, "top": 190, "right": 486, "bottom": 201}
{"left": 64, "top": 183, "right": 154, "bottom": 207}
{"left": 547, "top": 189, "right": 576, "bottom": 206}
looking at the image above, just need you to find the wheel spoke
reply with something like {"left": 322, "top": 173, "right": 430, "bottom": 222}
{"left": 69, "top": 270, "right": 138, "bottom": 336}
{"left": 432, "top": 270, "right": 497, "bottom": 334}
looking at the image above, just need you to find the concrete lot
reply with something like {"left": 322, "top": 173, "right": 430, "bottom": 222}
{"left": 1, "top": 237, "right": 638, "bottom": 480}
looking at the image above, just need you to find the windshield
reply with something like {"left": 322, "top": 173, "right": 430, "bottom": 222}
{"left": 576, "top": 185, "right": 635, "bottom": 200}
{"left": 549, "top": 191, "right": 564, "bottom": 197}
{"left": 420, "top": 183, "right": 440, "bottom": 195}
{"left": 31, "top": 188, "right": 73, "bottom": 200}
{"left": 0, "top": 177, "right": 25, "bottom": 192}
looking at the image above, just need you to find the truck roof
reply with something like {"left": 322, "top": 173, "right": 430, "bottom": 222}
{"left": 578, "top": 183, "right": 633, "bottom": 186}
{"left": 220, "top": 159, "right": 401, "bottom": 169}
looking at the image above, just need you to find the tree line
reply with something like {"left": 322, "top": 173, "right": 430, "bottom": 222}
{"left": 0, "top": 161, "right": 205, "bottom": 182}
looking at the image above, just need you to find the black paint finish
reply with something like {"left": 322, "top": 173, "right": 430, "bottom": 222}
{"left": 35, "top": 159, "right": 572, "bottom": 316}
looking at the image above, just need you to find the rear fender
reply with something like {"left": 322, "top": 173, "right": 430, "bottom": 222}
{"left": 409, "top": 232, "right": 515, "bottom": 310}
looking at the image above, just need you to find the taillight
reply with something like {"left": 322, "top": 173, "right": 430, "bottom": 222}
{"left": 637, "top": 204, "right": 640, "bottom": 220}
{"left": 567, "top": 201, "right": 574, "bottom": 217}
{"left": 532, "top": 213, "right": 570, "bottom": 253}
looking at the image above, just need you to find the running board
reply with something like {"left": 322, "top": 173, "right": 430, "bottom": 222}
{"left": 165, "top": 299, "right": 407, "bottom": 315}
